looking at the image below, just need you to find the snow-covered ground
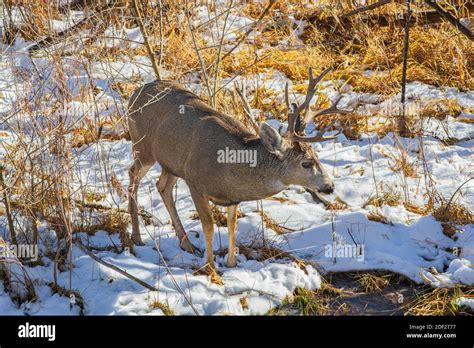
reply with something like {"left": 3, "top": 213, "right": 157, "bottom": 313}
{"left": 0, "top": 2, "right": 473, "bottom": 315}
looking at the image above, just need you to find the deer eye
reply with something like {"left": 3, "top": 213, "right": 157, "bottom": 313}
{"left": 301, "top": 162, "right": 313, "bottom": 169}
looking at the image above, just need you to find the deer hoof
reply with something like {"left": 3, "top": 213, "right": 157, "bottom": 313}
{"left": 226, "top": 259, "right": 237, "bottom": 268}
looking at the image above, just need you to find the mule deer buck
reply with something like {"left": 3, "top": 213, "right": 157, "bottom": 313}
{"left": 127, "top": 67, "right": 349, "bottom": 272}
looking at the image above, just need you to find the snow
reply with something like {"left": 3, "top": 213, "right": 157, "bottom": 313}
{"left": 423, "top": 258, "right": 474, "bottom": 287}
{"left": 455, "top": 296, "right": 474, "bottom": 311}
{"left": 1, "top": 2, "right": 473, "bottom": 316}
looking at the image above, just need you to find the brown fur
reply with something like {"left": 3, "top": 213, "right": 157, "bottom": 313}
{"left": 127, "top": 80, "right": 334, "bottom": 271}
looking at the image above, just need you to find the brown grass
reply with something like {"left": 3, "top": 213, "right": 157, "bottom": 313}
{"left": 354, "top": 272, "right": 390, "bottom": 293}
{"left": 404, "top": 286, "right": 474, "bottom": 316}
{"left": 419, "top": 98, "right": 462, "bottom": 120}
{"left": 193, "top": 265, "right": 224, "bottom": 285}
{"left": 240, "top": 296, "right": 249, "bottom": 310}
{"left": 254, "top": 209, "right": 296, "bottom": 234}
{"left": 70, "top": 119, "right": 129, "bottom": 148}
{"left": 433, "top": 201, "right": 474, "bottom": 225}
{"left": 274, "top": 281, "right": 345, "bottom": 316}
{"left": 149, "top": 299, "right": 175, "bottom": 316}
{"left": 433, "top": 200, "right": 473, "bottom": 239}
{"left": 327, "top": 196, "right": 350, "bottom": 211}
{"left": 363, "top": 189, "right": 401, "bottom": 208}
{"left": 404, "top": 202, "right": 429, "bottom": 216}
{"left": 367, "top": 210, "right": 393, "bottom": 225}
{"left": 300, "top": 5, "right": 474, "bottom": 93}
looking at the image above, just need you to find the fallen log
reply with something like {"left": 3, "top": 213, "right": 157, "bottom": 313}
{"left": 424, "top": 0, "right": 473, "bottom": 40}
{"left": 28, "top": 1, "right": 120, "bottom": 52}
{"left": 305, "top": 2, "right": 473, "bottom": 40}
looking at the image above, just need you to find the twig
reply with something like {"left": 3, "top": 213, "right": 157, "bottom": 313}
{"left": 0, "top": 165, "right": 17, "bottom": 246}
{"left": 131, "top": 0, "right": 161, "bottom": 79}
{"left": 193, "top": 2, "right": 240, "bottom": 31}
{"left": 212, "top": 0, "right": 233, "bottom": 107}
{"left": 158, "top": 0, "right": 164, "bottom": 75}
{"left": 444, "top": 177, "right": 473, "bottom": 214}
{"left": 399, "top": 0, "right": 411, "bottom": 138}
{"left": 342, "top": 0, "right": 392, "bottom": 18}
{"left": 185, "top": 0, "right": 212, "bottom": 100}
{"left": 220, "top": 0, "right": 276, "bottom": 61}
{"left": 76, "top": 240, "right": 159, "bottom": 292}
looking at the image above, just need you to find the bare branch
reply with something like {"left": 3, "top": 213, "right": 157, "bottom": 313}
{"left": 342, "top": 0, "right": 392, "bottom": 18}
{"left": 131, "top": 0, "right": 161, "bottom": 79}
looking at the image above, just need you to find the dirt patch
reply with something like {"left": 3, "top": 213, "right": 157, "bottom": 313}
{"left": 272, "top": 271, "right": 473, "bottom": 316}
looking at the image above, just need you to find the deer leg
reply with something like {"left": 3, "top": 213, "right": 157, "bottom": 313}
{"left": 189, "top": 187, "right": 215, "bottom": 272}
{"left": 128, "top": 160, "right": 152, "bottom": 246}
{"left": 156, "top": 170, "right": 196, "bottom": 254}
{"left": 226, "top": 204, "right": 238, "bottom": 268}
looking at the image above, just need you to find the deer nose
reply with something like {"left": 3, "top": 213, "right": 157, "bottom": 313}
{"left": 321, "top": 183, "right": 334, "bottom": 194}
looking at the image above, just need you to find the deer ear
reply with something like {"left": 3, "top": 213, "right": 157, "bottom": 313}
{"left": 260, "top": 122, "right": 285, "bottom": 158}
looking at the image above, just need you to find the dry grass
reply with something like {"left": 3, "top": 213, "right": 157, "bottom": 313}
{"left": 327, "top": 196, "right": 350, "bottom": 211}
{"left": 354, "top": 272, "right": 391, "bottom": 293}
{"left": 266, "top": 196, "right": 297, "bottom": 204}
{"left": 433, "top": 200, "right": 474, "bottom": 239}
{"left": 404, "top": 286, "right": 474, "bottom": 316}
{"left": 404, "top": 202, "right": 429, "bottom": 216}
{"left": 254, "top": 209, "right": 296, "bottom": 234}
{"left": 363, "top": 189, "right": 402, "bottom": 208}
{"left": 149, "top": 299, "right": 175, "bottom": 316}
{"left": 419, "top": 98, "right": 462, "bottom": 120}
{"left": 300, "top": 4, "right": 474, "bottom": 93}
{"left": 239, "top": 296, "right": 249, "bottom": 310}
{"left": 70, "top": 119, "right": 129, "bottom": 148}
{"left": 9, "top": 0, "right": 473, "bottom": 94}
{"left": 110, "top": 79, "right": 142, "bottom": 99}
{"left": 74, "top": 208, "right": 130, "bottom": 236}
{"left": 289, "top": 288, "right": 329, "bottom": 315}
{"left": 433, "top": 201, "right": 474, "bottom": 226}
{"left": 274, "top": 281, "right": 346, "bottom": 316}
{"left": 380, "top": 149, "right": 418, "bottom": 177}
{"left": 160, "top": 26, "right": 215, "bottom": 77}
{"left": 193, "top": 265, "right": 224, "bottom": 285}
{"left": 441, "top": 222, "right": 463, "bottom": 239}
{"left": 367, "top": 210, "right": 393, "bottom": 225}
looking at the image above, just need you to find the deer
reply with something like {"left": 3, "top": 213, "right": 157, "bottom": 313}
{"left": 127, "top": 67, "right": 350, "bottom": 272}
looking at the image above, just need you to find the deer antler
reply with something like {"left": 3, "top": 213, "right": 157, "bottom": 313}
{"left": 234, "top": 80, "right": 260, "bottom": 135}
{"left": 285, "top": 67, "right": 351, "bottom": 143}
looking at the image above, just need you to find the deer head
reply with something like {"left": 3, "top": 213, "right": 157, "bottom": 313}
{"left": 258, "top": 67, "right": 351, "bottom": 194}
